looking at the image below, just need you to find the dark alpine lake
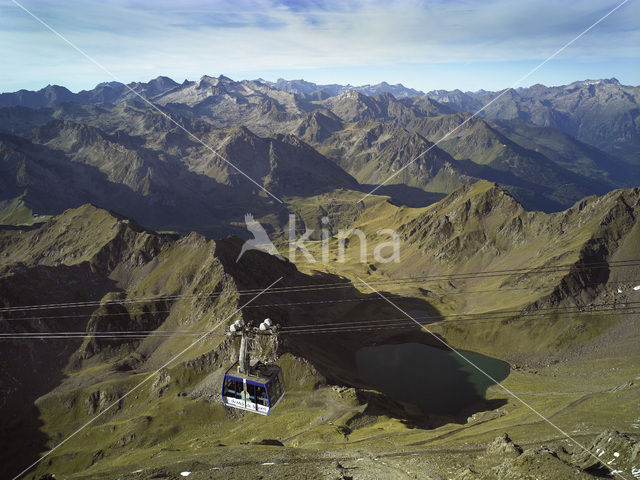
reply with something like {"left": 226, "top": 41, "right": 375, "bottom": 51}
{"left": 356, "top": 343, "right": 510, "bottom": 413}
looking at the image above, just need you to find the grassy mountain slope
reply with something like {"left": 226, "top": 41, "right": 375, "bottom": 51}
{"left": 286, "top": 180, "right": 639, "bottom": 324}
{"left": 0, "top": 204, "right": 442, "bottom": 479}
{"left": 1, "top": 182, "right": 638, "bottom": 479}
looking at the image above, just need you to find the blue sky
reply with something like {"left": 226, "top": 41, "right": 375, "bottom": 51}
{"left": 1, "top": 0, "right": 638, "bottom": 93}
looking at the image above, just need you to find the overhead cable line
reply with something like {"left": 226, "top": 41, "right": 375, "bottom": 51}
{"left": 0, "top": 259, "right": 638, "bottom": 314}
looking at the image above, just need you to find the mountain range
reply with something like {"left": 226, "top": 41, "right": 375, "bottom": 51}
{"left": 425, "top": 79, "right": 640, "bottom": 163}
{"left": 0, "top": 74, "right": 638, "bottom": 235}
{"left": 1, "top": 74, "right": 639, "bottom": 480}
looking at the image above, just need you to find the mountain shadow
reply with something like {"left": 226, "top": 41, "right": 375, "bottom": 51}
{"left": 0, "top": 261, "right": 121, "bottom": 479}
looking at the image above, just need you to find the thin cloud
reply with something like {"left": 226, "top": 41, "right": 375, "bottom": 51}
{"left": 1, "top": 0, "right": 637, "bottom": 92}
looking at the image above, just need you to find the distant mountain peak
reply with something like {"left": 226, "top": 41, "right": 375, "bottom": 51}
{"left": 569, "top": 78, "right": 620, "bottom": 87}
{"left": 340, "top": 89, "right": 366, "bottom": 98}
{"left": 148, "top": 75, "right": 178, "bottom": 88}
{"left": 225, "top": 125, "right": 257, "bottom": 140}
{"left": 94, "top": 81, "right": 123, "bottom": 89}
{"left": 197, "top": 75, "right": 217, "bottom": 85}
{"left": 294, "top": 110, "right": 344, "bottom": 142}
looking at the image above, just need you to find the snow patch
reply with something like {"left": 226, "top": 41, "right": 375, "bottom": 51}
{"left": 180, "top": 473, "right": 191, "bottom": 477}
{"left": 262, "top": 462, "right": 275, "bottom": 466}
{"left": 614, "top": 452, "right": 620, "bottom": 457}
{"left": 633, "top": 285, "right": 640, "bottom": 291}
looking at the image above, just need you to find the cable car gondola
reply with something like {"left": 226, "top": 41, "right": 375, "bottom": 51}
{"left": 221, "top": 361, "right": 284, "bottom": 415}
{"left": 221, "top": 318, "right": 285, "bottom": 415}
